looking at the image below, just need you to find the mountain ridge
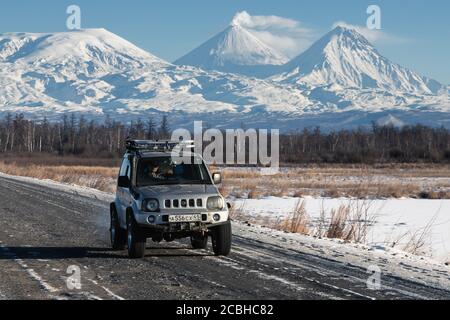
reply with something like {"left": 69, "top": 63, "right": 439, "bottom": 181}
{"left": 0, "top": 27, "right": 449, "bottom": 131}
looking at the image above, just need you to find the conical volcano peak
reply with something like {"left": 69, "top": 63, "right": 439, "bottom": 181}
{"left": 330, "top": 25, "right": 357, "bottom": 34}
{"left": 174, "top": 19, "right": 287, "bottom": 76}
{"left": 277, "top": 24, "right": 442, "bottom": 94}
{"left": 229, "top": 20, "right": 242, "bottom": 28}
{"left": 324, "top": 25, "right": 373, "bottom": 48}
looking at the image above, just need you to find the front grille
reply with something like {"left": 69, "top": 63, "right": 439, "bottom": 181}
{"left": 164, "top": 198, "right": 204, "bottom": 209}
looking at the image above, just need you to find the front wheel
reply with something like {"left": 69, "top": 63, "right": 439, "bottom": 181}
{"left": 127, "top": 215, "right": 146, "bottom": 259}
{"left": 110, "top": 208, "right": 126, "bottom": 250}
{"left": 211, "top": 221, "right": 232, "bottom": 256}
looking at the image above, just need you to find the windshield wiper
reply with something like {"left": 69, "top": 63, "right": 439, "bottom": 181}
{"left": 183, "top": 181, "right": 210, "bottom": 185}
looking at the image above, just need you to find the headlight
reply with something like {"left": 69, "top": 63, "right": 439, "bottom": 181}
{"left": 207, "top": 196, "right": 224, "bottom": 211}
{"left": 143, "top": 199, "right": 159, "bottom": 212}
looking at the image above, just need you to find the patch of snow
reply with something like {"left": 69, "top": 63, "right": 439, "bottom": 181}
{"left": 234, "top": 197, "right": 450, "bottom": 263}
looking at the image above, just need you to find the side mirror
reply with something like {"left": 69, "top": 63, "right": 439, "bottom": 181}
{"left": 212, "top": 173, "right": 222, "bottom": 185}
{"left": 118, "top": 176, "right": 131, "bottom": 188}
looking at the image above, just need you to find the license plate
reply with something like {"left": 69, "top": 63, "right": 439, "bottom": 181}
{"left": 168, "top": 214, "right": 202, "bottom": 223}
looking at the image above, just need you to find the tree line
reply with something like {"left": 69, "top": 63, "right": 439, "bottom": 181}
{"left": 0, "top": 113, "right": 171, "bottom": 157}
{"left": 0, "top": 113, "right": 449, "bottom": 163}
{"left": 280, "top": 125, "right": 450, "bottom": 163}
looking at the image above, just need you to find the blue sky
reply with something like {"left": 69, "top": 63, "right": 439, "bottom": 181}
{"left": 1, "top": 0, "right": 449, "bottom": 83}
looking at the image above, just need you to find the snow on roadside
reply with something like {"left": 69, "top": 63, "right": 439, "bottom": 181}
{"left": 234, "top": 196, "right": 450, "bottom": 263}
{"left": 232, "top": 221, "right": 450, "bottom": 293}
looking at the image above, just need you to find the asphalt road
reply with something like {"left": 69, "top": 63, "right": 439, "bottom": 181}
{"left": 0, "top": 175, "right": 449, "bottom": 300}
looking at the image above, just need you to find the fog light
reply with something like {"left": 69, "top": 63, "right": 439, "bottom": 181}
{"left": 213, "top": 214, "right": 221, "bottom": 222}
{"left": 148, "top": 215, "right": 156, "bottom": 224}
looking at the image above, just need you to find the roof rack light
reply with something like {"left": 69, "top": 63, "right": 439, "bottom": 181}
{"left": 125, "top": 139, "right": 195, "bottom": 153}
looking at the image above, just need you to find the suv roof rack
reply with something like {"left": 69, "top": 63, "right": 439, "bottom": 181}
{"left": 125, "top": 139, "right": 195, "bottom": 153}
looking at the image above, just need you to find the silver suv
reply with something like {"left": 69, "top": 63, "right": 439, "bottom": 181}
{"left": 110, "top": 140, "right": 232, "bottom": 258}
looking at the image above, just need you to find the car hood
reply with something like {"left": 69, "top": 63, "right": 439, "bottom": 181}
{"left": 137, "top": 184, "right": 219, "bottom": 198}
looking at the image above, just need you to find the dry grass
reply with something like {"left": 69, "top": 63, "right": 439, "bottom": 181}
{"left": 390, "top": 214, "right": 438, "bottom": 256}
{"left": 275, "top": 200, "right": 309, "bottom": 234}
{"left": 247, "top": 186, "right": 262, "bottom": 199}
{"left": 219, "top": 164, "right": 450, "bottom": 200}
{"left": 0, "top": 161, "right": 118, "bottom": 193}
{"left": 326, "top": 205, "right": 352, "bottom": 240}
{"left": 1, "top": 155, "right": 448, "bottom": 201}
{"left": 228, "top": 201, "right": 247, "bottom": 221}
{"left": 0, "top": 153, "right": 120, "bottom": 167}
{"left": 312, "top": 200, "right": 378, "bottom": 243}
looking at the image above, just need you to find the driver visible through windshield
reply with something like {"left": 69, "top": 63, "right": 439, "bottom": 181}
{"left": 136, "top": 157, "right": 212, "bottom": 187}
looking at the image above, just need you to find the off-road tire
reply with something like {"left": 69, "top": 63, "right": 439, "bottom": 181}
{"left": 110, "top": 207, "right": 126, "bottom": 250}
{"left": 211, "top": 221, "right": 232, "bottom": 256}
{"left": 127, "top": 214, "right": 146, "bottom": 259}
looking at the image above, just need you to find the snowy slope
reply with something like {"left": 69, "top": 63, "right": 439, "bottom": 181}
{"left": 0, "top": 28, "right": 167, "bottom": 70}
{"left": 0, "top": 29, "right": 313, "bottom": 117}
{"left": 174, "top": 24, "right": 288, "bottom": 77}
{"left": 275, "top": 26, "right": 444, "bottom": 95}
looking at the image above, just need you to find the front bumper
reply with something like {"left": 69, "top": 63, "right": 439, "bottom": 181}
{"left": 134, "top": 210, "right": 229, "bottom": 228}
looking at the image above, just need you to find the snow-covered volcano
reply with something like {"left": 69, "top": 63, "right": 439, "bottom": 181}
{"left": 0, "top": 28, "right": 168, "bottom": 71}
{"left": 174, "top": 24, "right": 287, "bottom": 77}
{"left": 275, "top": 26, "right": 444, "bottom": 94}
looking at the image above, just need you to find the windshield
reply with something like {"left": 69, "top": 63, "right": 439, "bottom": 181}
{"left": 136, "top": 156, "right": 212, "bottom": 187}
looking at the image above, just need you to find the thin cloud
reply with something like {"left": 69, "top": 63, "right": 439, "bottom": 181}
{"left": 231, "top": 11, "right": 317, "bottom": 58}
{"left": 332, "top": 21, "right": 410, "bottom": 44}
